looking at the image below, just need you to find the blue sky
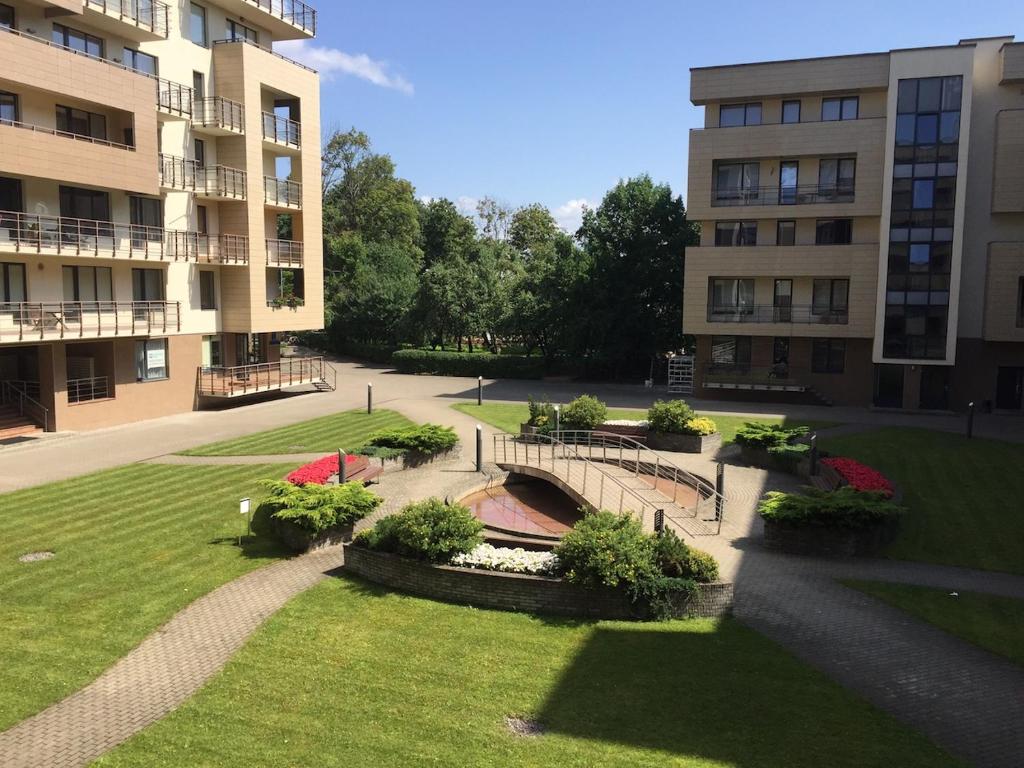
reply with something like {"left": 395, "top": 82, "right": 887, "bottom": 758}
{"left": 279, "top": 0, "right": 1022, "bottom": 229}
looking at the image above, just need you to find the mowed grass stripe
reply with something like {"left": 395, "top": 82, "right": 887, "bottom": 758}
{"left": 180, "top": 409, "right": 415, "bottom": 456}
{"left": 0, "top": 463, "right": 294, "bottom": 731}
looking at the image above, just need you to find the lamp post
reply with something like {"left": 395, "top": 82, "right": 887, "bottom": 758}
{"left": 367, "top": 382, "right": 373, "bottom": 414}
{"left": 477, "top": 375, "right": 483, "bottom": 406}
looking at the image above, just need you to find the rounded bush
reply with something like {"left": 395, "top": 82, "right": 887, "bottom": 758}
{"left": 682, "top": 416, "right": 717, "bottom": 437}
{"left": 356, "top": 498, "right": 483, "bottom": 562}
{"left": 560, "top": 395, "right": 608, "bottom": 430}
{"left": 259, "top": 480, "right": 382, "bottom": 535}
{"left": 647, "top": 400, "right": 697, "bottom": 434}
{"left": 554, "top": 510, "right": 657, "bottom": 588}
{"left": 653, "top": 529, "right": 719, "bottom": 583}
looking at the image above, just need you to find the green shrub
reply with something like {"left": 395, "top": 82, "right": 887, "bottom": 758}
{"left": 259, "top": 480, "right": 382, "bottom": 535}
{"left": 391, "top": 349, "right": 544, "bottom": 379}
{"left": 367, "top": 424, "right": 458, "bottom": 456}
{"left": 653, "top": 529, "right": 719, "bottom": 583}
{"left": 560, "top": 395, "right": 608, "bottom": 430}
{"left": 336, "top": 340, "right": 401, "bottom": 363}
{"left": 353, "top": 445, "right": 407, "bottom": 462}
{"left": 554, "top": 510, "right": 658, "bottom": 589}
{"left": 630, "top": 575, "right": 699, "bottom": 621}
{"left": 355, "top": 498, "right": 483, "bottom": 562}
{"left": 527, "top": 395, "right": 556, "bottom": 428}
{"left": 682, "top": 416, "right": 717, "bottom": 437}
{"left": 734, "top": 422, "right": 809, "bottom": 449}
{"left": 758, "top": 487, "right": 904, "bottom": 530}
{"left": 647, "top": 400, "right": 697, "bottom": 434}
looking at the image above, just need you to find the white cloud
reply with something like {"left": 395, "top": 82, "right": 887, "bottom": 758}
{"left": 276, "top": 40, "right": 413, "bottom": 95}
{"left": 552, "top": 199, "right": 591, "bottom": 232}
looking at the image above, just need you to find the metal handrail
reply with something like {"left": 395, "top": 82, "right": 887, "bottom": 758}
{"left": 0, "top": 301, "right": 180, "bottom": 341}
{"left": 198, "top": 166, "right": 247, "bottom": 199}
{"left": 703, "top": 365, "right": 803, "bottom": 388}
{"left": 705, "top": 115, "right": 885, "bottom": 130}
{"left": 264, "top": 176, "right": 302, "bottom": 207}
{"left": 0, "top": 117, "right": 134, "bottom": 151}
{"left": 241, "top": 0, "right": 316, "bottom": 35}
{"left": 194, "top": 97, "right": 245, "bottom": 132}
{"left": 266, "top": 239, "right": 303, "bottom": 267}
{"left": 158, "top": 154, "right": 198, "bottom": 190}
{"left": 261, "top": 111, "right": 301, "bottom": 147}
{"left": 85, "top": 0, "right": 170, "bottom": 37}
{"left": 0, "top": 210, "right": 165, "bottom": 260}
{"left": 166, "top": 232, "right": 249, "bottom": 264}
{"left": 196, "top": 356, "right": 329, "bottom": 396}
{"left": 156, "top": 77, "right": 193, "bottom": 117}
{"left": 712, "top": 183, "right": 855, "bottom": 207}
{"left": 0, "top": 380, "right": 50, "bottom": 432}
{"left": 212, "top": 38, "right": 317, "bottom": 73}
{"left": 706, "top": 305, "right": 850, "bottom": 325}
{"left": 67, "top": 375, "right": 110, "bottom": 403}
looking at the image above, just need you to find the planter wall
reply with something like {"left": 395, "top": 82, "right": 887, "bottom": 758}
{"left": 762, "top": 518, "right": 900, "bottom": 557}
{"left": 272, "top": 518, "right": 354, "bottom": 553}
{"left": 343, "top": 545, "right": 733, "bottom": 620}
{"left": 648, "top": 431, "right": 722, "bottom": 454}
{"left": 597, "top": 424, "right": 649, "bottom": 438}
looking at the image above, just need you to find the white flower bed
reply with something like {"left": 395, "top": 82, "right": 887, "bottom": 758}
{"left": 602, "top": 419, "right": 649, "bottom": 427}
{"left": 451, "top": 544, "right": 561, "bottom": 576}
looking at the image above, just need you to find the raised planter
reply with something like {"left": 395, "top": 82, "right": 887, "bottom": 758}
{"left": 597, "top": 423, "right": 648, "bottom": 438}
{"left": 762, "top": 518, "right": 900, "bottom": 558}
{"left": 520, "top": 422, "right": 540, "bottom": 437}
{"left": 272, "top": 518, "right": 354, "bottom": 553}
{"left": 401, "top": 445, "right": 459, "bottom": 469}
{"left": 343, "top": 545, "right": 733, "bottom": 620}
{"left": 648, "top": 431, "right": 722, "bottom": 454}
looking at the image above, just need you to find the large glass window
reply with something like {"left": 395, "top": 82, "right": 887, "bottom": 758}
{"left": 776, "top": 220, "right": 796, "bottom": 246}
{"left": 815, "top": 218, "right": 853, "bottom": 245}
{"left": 719, "top": 103, "right": 761, "bottom": 127}
{"left": 62, "top": 265, "right": 112, "bottom": 302}
{"left": 227, "top": 19, "right": 258, "bottom": 44}
{"left": 782, "top": 100, "right": 801, "bottom": 124}
{"left": 55, "top": 105, "right": 107, "bottom": 141}
{"left": 821, "top": 96, "right": 858, "bottom": 121}
{"left": 1018, "top": 278, "right": 1024, "bottom": 328}
{"left": 189, "top": 3, "right": 207, "bottom": 46}
{"left": 1, "top": 262, "right": 26, "bottom": 302}
{"left": 812, "top": 279, "right": 849, "bottom": 316}
{"left": 710, "top": 278, "right": 755, "bottom": 313}
{"left": 0, "top": 4, "right": 14, "bottom": 29}
{"left": 123, "top": 48, "right": 157, "bottom": 76}
{"left": 714, "top": 221, "right": 757, "bottom": 246}
{"left": 135, "top": 339, "right": 168, "bottom": 381}
{"left": 818, "top": 158, "right": 856, "bottom": 197}
{"left": 710, "top": 336, "right": 752, "bottom": 368}
{"left": 52, "top": 23, "right": 103, "bottom": 58}
{"left": 779, "top": 161, "right": 799, "bottom": 204}
{"left": 132, "top": 268, "right": 165, "bottom": 301}
{"left": 59, "top": 186, "right": 110, "bottom": 221}
{"left": 812, "top": 339, "right": 846, "bottom": 373}
{"left": 200, "top": 271, "right": 216, "bottom": 310}
{"left": 0, "top": 91, "right": 17, "bottom": 124}
{"left": 714, "top": 162, "right": 759, "bottom": 202}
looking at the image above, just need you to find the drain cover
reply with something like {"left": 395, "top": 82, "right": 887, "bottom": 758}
{"left": 19, "top": 551, "right": 55, "bottom": 563}
{"left": 505, "top": 716, "right": 544, "bottom": 737}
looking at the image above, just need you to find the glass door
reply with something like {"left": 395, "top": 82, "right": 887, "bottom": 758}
{"left": 773, "top": 279, "right": 792, "bottom": 322}
{"left": 779, "top": 161, "right": 799, "bottom": 204}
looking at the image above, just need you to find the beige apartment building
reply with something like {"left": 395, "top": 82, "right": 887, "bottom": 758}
{"left": 0, "top": 0, "right": 328, "bottom": 437}
{"left": 685, "top": 37, "right": 1024, "bottom": 411}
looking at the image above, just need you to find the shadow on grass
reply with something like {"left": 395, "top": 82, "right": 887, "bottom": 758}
{"left": 208, "top": 503, "right": 292, "bottom": 560}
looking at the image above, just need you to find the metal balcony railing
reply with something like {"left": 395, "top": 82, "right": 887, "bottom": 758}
{"left": 67, "top": 375, "right": 111, "bottom": 404}
{"left": 159, "top": 154, "right": 198, "bottom": 190}
{"left": 706, "top": 305, "right": 850, "bottom": 325}
{"left": 0, "top": 117, "right": 133, "bottom": 151}
{"left": 156, "top": 77, "right": 193, "bottom": 117}
{"left": 242, "top": 0, "right": 317, "bottom": 35}
{"left": 212, "top": 38, "right": 316, "bottom": 73}
{"left": 0, "top": 210, "right": 165, "bottom": 260}
{"left": 711, "top": 183, "right": 855, "bottom": 207}
{"left": 196, "top": 356, "right": 334, "bottom": 398}
{"left": 0, "top": 301, "right": 180, "bottom": 342}
{"left": 85, "top": 0, "right": 171, "bottom": 37}
{"left": 266, "top": 239, "right": 303, "bottom": 267}
{"left": 166, "top": 232, "right": 249, "bottom": 265}
{"left": 194, "top": 97, "right": 245, "bottom": 132}
{"left": 198, "top": 166, "right": 247, "bottom": 199}
{"left": 264, "top": 177, "right": 302, "bottom": 208}
{"left": 261, "top": 111, "right": 301, "bottom": 148}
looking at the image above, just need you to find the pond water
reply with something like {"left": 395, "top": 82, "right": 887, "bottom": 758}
{"left": 461, "top": 480, "right": 583, "bottom": 537}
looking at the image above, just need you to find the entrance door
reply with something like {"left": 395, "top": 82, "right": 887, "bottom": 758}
{"left": 919, "top": 366, "right": 950, "bottom": 410}
{"left": 779, "top": 161, "right": 799, "bottom": 204}
{"left": 772, "top": 337, "right": 790, "bottom": 377}
{"left": 774, "top": 279, "right": 792, "bottom": 322}
{"left": 996, "top": 367, "right": 1024, "bottom": 410}
{"left": 234, "top": 333, "right": 249, "bottom": 366}
{"left": 874, "top": 364, "right": 904, "bottom": 408}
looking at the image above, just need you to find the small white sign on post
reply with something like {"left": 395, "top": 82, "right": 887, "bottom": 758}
{"left": 240, "top": 498, "right": 251, "bottom": 515}
{"left": 239, "top": 498, "right": 251, "bottom": 546}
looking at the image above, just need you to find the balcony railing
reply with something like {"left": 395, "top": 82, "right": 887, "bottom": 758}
{"left": 159, "top": 154, "right": 198, "bottom": 190}
{"left": 197, "top": 356, "right": 334, "bottom": 397}
{"left": 264, "top": 177, "right": 302, "bottom": 208}
{"left": 0, "top": 117, "right": 134, "bottom": 151}
{"left": 194, "top": 97, "right": 245, "bottom": 133}
{"left": 212, "top": 38, "right": 316, "bottom": 73}
{"left": 156, "top": 77, "right": 193, "bottom": 117}
{"left": 711, "top": 184, "right": 855, "bottom": 207}
{"left": 0, "top": 301, "right": 180, "bottom": 342}
{"left": 166, "top": 232, "right": 249, "bottom": 265}
{"left": 0, "top": 210, "right": 165, "bottom": 260}
{"left": 68, "top": 375, "right": 111, "bottom": 404}
{"left": 266, "top": 239, "right": 303, "bottom": 267}
{"left": 198, "top": 166, "right": 247, "bottom": 199}
{"left": 703, "top": 365, "right": 805, "bottom": 390}
{"left": 262, "top": 111, "right": 301, "bottom": 148}
{"left": 242, "top": 0, "right": 317, "bottom": 36}
{"left": 706, "top": 305, "right": 849, "bottom": 325}
{"left": 85, "top": 0, "right": 171, "bottom": 38}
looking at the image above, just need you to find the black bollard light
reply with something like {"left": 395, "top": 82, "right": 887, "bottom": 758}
{"left": 967, "top": 401, "right": 975, "bottom": 439}
{"left": 654, "top": 509, "right": 665, "bottom": 535}
{"left": 477, "top": 375, "right": 483, "bottom": 406}
{"left": 367, "top": 382, "right": 373, "bottom": 414}
{"left": 809, "top": 433, "right": 819, "bottom": 476}
{"left": 715, "top": 462, "right": 725, "bottom": 522}
{"left": 476, "top": 424, "right": 483, "bottom": 472}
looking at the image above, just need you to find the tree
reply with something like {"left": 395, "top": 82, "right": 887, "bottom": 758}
{"left": 509, "top": 203, "right": 559, "bottom": 256}
{"left": 419, "top": 198, "right": 476, "bottom": 267}
{"left": 475, "top": 196, "right": 512, "bottom": 242}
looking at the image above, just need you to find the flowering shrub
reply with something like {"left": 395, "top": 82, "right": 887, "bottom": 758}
{"left": 286, "top": 453, "right": 366, "bottom": 486}
{"left": 682, "top": 416, "right": 718, "bottom": 436}
{"left": 823, "top": 457, "right": 894, "bottom": 498}
{"left": 451, "top": 544, "right": 561, "bottom": 576}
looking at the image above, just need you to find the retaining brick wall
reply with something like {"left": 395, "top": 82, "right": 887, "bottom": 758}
{"left": 343, "top": 545, "right": 733, "bottom": 620}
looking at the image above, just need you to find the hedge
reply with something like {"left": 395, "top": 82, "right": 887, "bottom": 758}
{"left": 391, "top": 349, "right": 545, "bottom": 378}
{"left": 336, "top": 340, "right": 401, "bottom": 364}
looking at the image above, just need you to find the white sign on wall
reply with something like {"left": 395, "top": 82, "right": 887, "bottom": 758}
{"left": 146, "top": 347, "right": 166, "bottom": 372}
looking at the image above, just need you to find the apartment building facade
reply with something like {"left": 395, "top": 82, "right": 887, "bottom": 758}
{"left": 0, "top": 0, "right": 326, "bottom": 434}
{"left": 685, "top": 37, "right": 1024, "bottom": 411}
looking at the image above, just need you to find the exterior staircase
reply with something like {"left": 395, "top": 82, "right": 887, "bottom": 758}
{"left": 0, "top": 405, "right": 43, "bottom": 441}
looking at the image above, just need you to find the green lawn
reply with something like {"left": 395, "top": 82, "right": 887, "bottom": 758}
{"left": 0, "top": 463, "right": 294, "bottom": 730}
{"left": 453, "top": 402, "right": 838, "bottom": 445}
{"left": 180, "top": 408, "right": 414, "bottom": 456}
{"left": 822, "top": 428, "right": 1024, "bottom": 574}
{"left": 846, "top": 581, "right": 1024, "bottom": 668}
{"left": 96, "top": 577, "right": 958, "bottom": 768}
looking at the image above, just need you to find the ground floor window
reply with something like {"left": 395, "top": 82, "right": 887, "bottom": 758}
{"left": 202, "top": 335, "right": 222, "bottom": 368}
{"left": 199, "top": 271, "right": 216, "bottom": 310}
{"left": 135, "top": 339, "right": 168, "bottom": 381}
{"left": 811, "top": 339, "right": 846, "bottom": 373}
{"left": 1, "top": 261, "right": 26, "bottom": 302}
{"left": 710, "top": 335, "right": 751, "bottom": 369}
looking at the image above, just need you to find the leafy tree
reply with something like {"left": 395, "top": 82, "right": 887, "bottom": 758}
{"left": 509, "top": 203, "right": 559, "bottom": 256}
{"left": 419, "top": 198, "right": 476, "bottom": 267}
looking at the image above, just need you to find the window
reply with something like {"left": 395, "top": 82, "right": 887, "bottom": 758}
{"left": 123, "top": 47, "right": 157, "bottom": 76}
{"left": 227, "top": 19, "right": 258, "bottom": 44}
{"left": 0, "top": 91, "right": 17, "bottom": 124}
{"left": 62, "top": 265, "right": 112, "bottom": 301}
{"left": 710, "top": 278, "right": 755, "bottom": 313}
{"left": 818, "top": 158, "right": 856, "bottom": 197}
{"left": 812, "top": 339, "right": 846, "bottom": 373}
{"left": 776, "top": 220, "right": 796, "bottom": 246}
{"left": 189, "top": 3, "right": 207, "bottom": 46}
{"left": 132, "top": 268, "right": 165, "bottom": 301}
{"left": 136, "top": 339, "right": 169, "bottom": 381}
{"left": 782, "top": 100, "right": 801, "bottom": 124}
{"left": 813, "top": 278, "right": 849, "bottom": 317}
{"left": 0, "top": 176, "right": 22, "bottom": 212}
{"left": 52, "top": 23, "right": 103, "bottom": 58}
{"left": 779, "top": 161, "right": 799, "bottom": 204}
{"left": 815, "top": 218, "right": 853, "bottom": 245}
{"left": 719, "top": 103, "right": 761, "bottom": 127}
{"left": 192, "top": 71, "right": 205, "bottom": 98}
{"left": 714, "top": 221, "right": 757, "bottom": 246}
{"left": 714, "top": 162, "right": 760, "bottom": 201}
{"left": 821, "top": 96, "right": 858, "bottom": 121}
{"left": 710, "top": 336, "right": 752, "bottom": 368}
{"left": 196, "top": 205, "right": 208, "bottom": 234}
{"left": 774, "top": 279, "right": 792, "bottom": 322}
{"left": 1, "top": 262, "right": 26, "bottom": 302}
{"left": 1017, "top": 277, "right": 1024, "bottom": 328}
{"left": 202, "top": 334, "right": 222, "bottom": 367}
{"left": 200, "top": 271, "right": 216, "bottom": 310}
{"left": 130, "top": 197, "right": 162, "bottom": 229}
{"left": 59, "top": 186, "right": 110, "bottom": 221}
{"left": 0, "top": 4, "right": 13, "bottom": 29}
{"left": 56, "top": 105, "right": 107, "bottom": 141}
{"left": 193, "top": 138, "right": 206, "bottom": 167}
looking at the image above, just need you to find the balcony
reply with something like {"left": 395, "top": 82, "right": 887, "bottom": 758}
{"left": 206, "top": 0, "right": 316, "bottom": 40}
{"left": 262, "top": 112, "right": 301, "bottom": 152}
{"left": 0, "top": 211, "right": 166, "bottom": 261}
{"left": 197, "top": 166, "right": 247, "bottom": 200}
{"left": 711, "top": 184, "right": 854, "bottom": 208}
{"left": 156, "top": 78, "right": 193, "bottom": 119}
{"left": 706, "top": 305, "right": 849, "bottom": 325}
{"left": 0, "top": 117, "right": 134, "bottom": 152}
{"left": 212, "top": 38, "right": 316, "bottom": 72}
{"left": 197, "top": 357, "right": 335, "bottom": 399}
{"left": 83, "top": 0, "right": 171, "bottom": 41}
{"left": 159, "top": 154, "right": 198, "bottom": 190}
{"left": 0, "top": 301, "right": 181, "bottom": 343}
{"left": 266, "top": 239, "right": 303, "bottom": 267}
{"left": 166, "top": 232, "right": 249, "bottom": 265}
{"left": 194, "top": 97, "right": 245, "bottom": 135}
{"left": 264, "top": 177, "right": 302, "bottom": 209}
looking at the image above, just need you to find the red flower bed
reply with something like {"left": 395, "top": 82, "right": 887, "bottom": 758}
{"left": 822, "top": 457, "right": 894, "bottom": 498}
{"left": 286, "top": 453, "right": 368, "bottom": 486}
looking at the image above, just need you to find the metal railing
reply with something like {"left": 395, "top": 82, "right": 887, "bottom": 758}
{"left": 0, "top": 210, "right": 165, "bottom": 260}
{"left": 196, "top": 356, "right": 335, "bottom": 397}
{"left": 264, "top": 176, "right": 302, "bottom": 208}
{"left": 156, "top": 77, "right": 193, "bottom": 117}
{"left": 707, "top": 305, "right": 849, "bottom": 325}
{"left": 166, "top": 232, "right": 249, "bottom": 264}
{"left": 198, "top": 166, "right": 247, "bottom": 199}
{"left": 0, "top": 116, "right": 134, "bottom": 151}
{"left": 242, "top": 0, "right": 317, "bottom": 35}
{"left": 0, "top": 301, "right": 180, "bottom": 341}
{"left": 261, "top": 111, "right": 301, "bottom": 148}
{"left": 266, "top": 239, "right": 303, "bottom": 267}
{"left": 0, "top": 380, "right": 50, "bottom": 432}
{"left": 85, "top": 0, "right": 170, "bottom": 37}
{"left": 212, "top": 38, "right": 317, "bottom": 73}
{"left": 194, "top": 97, "right": 245, "bottom": 132}
{"left": 159, "top": 154, "right": 198, "bottom": 190}
{"left": 711, "top": 184, "right": 855, "bottom": 207}
{"left": 67, "top": 375, "right": 110, "bottom": 404}
{"left": 703, "top": 365, "right": 804, "bottom": 389}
